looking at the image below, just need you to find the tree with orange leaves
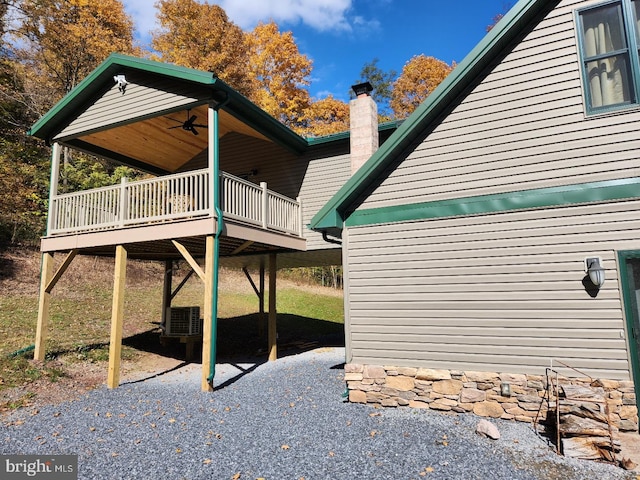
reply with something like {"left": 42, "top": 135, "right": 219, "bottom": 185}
{"left": 152, "top": 0, "right": 254, "bottom": 97}
{"left": 246, "top": 21, "right": 312, "bottom": 131}
{"left": 300, "top": 95, "right": 350, "bottom": 138}
{"left": 391, "top": 54, "right": 454, "bottom": 118}
{"left": 14, "top": 0, "right": 136, "bottom": 103}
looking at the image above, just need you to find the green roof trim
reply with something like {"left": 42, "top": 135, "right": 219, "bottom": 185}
{"left": 305, "top": 120, "right": 402, "bottom": 146}
{"left": 28, "top": 53, "right": 308, "bottom": 153}
{"left": 346, "top": 177, "right": 640, "bottom": 228}
{"left": 309, "top": 0, "right": 559, "bottom": 233}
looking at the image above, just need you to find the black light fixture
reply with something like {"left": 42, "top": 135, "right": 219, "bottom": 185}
{"left": 351, "top": 82, "right": 373, "bottom": 97}
{"left": 585, "top": 257, "right": 605, "bottom": 288}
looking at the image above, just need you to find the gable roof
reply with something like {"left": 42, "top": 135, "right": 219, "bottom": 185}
{"left": 28, "top": 53, "right": 308, "bottom": 154}
{"left": 309, "top": 0, "right": 559, "bottom": 237}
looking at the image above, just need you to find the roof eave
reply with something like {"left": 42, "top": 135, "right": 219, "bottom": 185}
{"left": 309, "top": 0, "right": 559, "bottom": 233}
{"left": 28, "top": 53, "right": 308, "bottom": 154}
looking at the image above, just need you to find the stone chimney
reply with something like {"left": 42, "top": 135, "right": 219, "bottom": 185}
{"left": 350, "top": 82, "right": 378, "bottom": 175}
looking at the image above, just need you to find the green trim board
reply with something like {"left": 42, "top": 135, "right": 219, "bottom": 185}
{"left": 305, "top": 120, "right": 403, "bottom": 146}
{"left": 28, "top": 53, "right": 307, "bottom": 154}
{"left": 309, "top": 0, "right": 559, "bottom": 234}
{"left": 346, "top": 177, "right": 640, "bottom": 227}
{"left": 616, "top": 250, "right": 640, "bottom": 415}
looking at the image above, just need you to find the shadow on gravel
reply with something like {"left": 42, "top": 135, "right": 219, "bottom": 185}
{"left": 119, "top": 361, "right": 189, "bottom": 385}
{"left": 121, "top": 313, "right": 344, "bottom": 365}
{"left": 120, "top": 312, "right": 344, "bottom": 390}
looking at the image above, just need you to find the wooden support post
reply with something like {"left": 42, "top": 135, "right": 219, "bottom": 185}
{"left": 161, "top": 260, "right": 173, "bottom": 328}
{"left": 107, "top": 245, "right": 127, "bottom": 389}
{"left": 268, "top": 252, "right": 277, "bottom": 362}
{"left": 201, "top": 236, "right": 214, "bottom": 392}
{"left": 259, "top": 260, "right": 265, "bottom": 337}
{"left": 34, "top": 253, "right": 55, "bottom": 361}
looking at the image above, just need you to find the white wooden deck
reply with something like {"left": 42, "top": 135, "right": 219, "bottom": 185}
{"left": 47, "top": 168, "right": 303, "bottom": 238}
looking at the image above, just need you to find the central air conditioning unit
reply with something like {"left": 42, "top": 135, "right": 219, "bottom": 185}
{"left": 165, "top": 306, "right": 202, "bottom": 336}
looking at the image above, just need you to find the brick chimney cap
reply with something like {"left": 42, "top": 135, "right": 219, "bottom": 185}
{"left": 352, "top": 82, "right": 373, "bottom": 97}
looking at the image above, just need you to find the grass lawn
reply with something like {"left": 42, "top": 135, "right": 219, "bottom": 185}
{"left": 0, "top": 249, "right": 344, "bottom": 407}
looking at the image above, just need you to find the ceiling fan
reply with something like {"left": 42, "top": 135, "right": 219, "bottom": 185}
{"left": 167, "top": 109, "right": 207, "bottom": 135}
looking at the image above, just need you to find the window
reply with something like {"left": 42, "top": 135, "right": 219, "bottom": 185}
{"left": 577, "top": 0, "right": 640, "bottom": 113}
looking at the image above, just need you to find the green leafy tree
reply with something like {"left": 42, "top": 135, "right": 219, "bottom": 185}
{"left": 0, "top": 58, "right": 49, "bottom": 244}
{"left": 356, "top": 58, "right": 396, "bottom": 119}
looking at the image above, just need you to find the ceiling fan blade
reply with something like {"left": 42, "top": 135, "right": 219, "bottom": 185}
{"left": 168, "top": 125, "right": 182, "bottom": 130}
{"left": 190, "top": 127, "right": 199, "bottom": 135}
{"left": 192, "top": 124, "right": 207, "bottom": 128}
{"left": 187, "top": 115, "right": 198, "bottom": 124}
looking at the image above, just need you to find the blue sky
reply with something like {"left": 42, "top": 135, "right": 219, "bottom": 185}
{"left": 123, "top": 0, "right": 513, "bottom": 102}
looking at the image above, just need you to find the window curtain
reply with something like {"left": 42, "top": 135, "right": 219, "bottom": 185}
{"left": 582, "top": 5, "right": 631, "bottom": 108}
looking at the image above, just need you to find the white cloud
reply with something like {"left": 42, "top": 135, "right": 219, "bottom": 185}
{"left": 122, "top": 0, "right": 158, "bottom": 40}
{"left": 215, "top": 0, "right": 354, "bottom": 32}
{"left": 121, "top": 0, "right": 377, "bottom": 44}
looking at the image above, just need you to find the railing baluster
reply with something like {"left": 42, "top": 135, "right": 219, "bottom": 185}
{"left": 47, "top": 168, "right": 301, "bottom": 237}
{"left": 261, "top": 182, "right": 268, "bottom": 229}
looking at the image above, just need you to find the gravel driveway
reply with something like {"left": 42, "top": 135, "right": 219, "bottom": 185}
{"left": 1, "top": 347, "right": 635, "bottom": 479}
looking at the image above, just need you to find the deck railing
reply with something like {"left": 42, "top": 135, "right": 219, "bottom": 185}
{"left": 48, "top": 168, "right": 303, "bottom": 237}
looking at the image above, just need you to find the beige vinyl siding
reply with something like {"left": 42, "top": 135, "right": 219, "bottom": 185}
{"left": 185, "top": 133, "right": 350, "bottom": 252}
{"left": 55, "top": 72, "right": 209, "bottom": 140}
{"left": 360, "top": 0, "right": 640, "bottom": 211}
{"left": 299, "top": 145, "right": 352, "bottom": 251}
{"left": 344, "top": 198, "right": 640, "bottom": 379}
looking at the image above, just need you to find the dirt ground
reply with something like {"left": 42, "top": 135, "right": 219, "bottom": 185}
{"left": 0, "top": 350, "right": 183, "bottom": 414}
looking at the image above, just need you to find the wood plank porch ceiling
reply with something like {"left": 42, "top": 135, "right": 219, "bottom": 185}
{"left": 77, "top": 106, "right": 271, "bottom": 173}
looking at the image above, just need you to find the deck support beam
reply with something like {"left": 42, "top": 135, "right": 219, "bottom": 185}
{"left": 172, "top": 240, "right": 205, "bottom": 281}
{"left": 202, "top": 236, "right": 214, "bottom": 391}
{"left": 45, "top": 250, "right": 78, "bottom": 294}
{"left": 34, "top": 253, "right": 55, "bottom": 361}
{"left": 268, "top": 252, "right": 277, "bottom": 362}
{"left": 243, "top": 265, "right": 266, "bottom": 337}
{"left": 107, "top": 245, "right": 127, "bottom": 389}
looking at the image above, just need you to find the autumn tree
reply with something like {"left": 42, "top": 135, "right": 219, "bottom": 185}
{"left": 299, "top": 95, "right": 349, "bottom": 137}
{"left": 245, "top": 21, "right": 312, "bottom": 131}
{"left": 357, "top": 58, "right": 396, "bottom": 119}
{"left": 14, "top": 0, "right": 136, "bottom": 103}
{"left": 487, "top": 13, "right": 504, "bottom": 32}
{"left": 0, "top": 0, "right": 138, "bottom": 242}
{"left": 487, "top": 3, "right": 512, "bottom": 32}
{"left": 391, "top": 54, "right": 454, "bottom": 118}
{"left": 152, "top": 0, "right": 254, "bottom": 96}
{"left": 0, "top": 58, "right": 49, "bottom": 244}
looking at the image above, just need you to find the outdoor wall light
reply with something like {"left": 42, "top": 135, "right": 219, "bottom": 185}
{"left": 500, "top": 382, "right": 511, "bottom": 397}
{"left": 113, "top": 74, "right": 128, "bottom": 94}
{"left": 585, "top": 257, "right": 605, "bottom": 288}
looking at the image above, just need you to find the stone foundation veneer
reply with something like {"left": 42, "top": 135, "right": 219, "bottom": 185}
{"left": 345, "top": 364, "right": 639, "bottom": 432}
